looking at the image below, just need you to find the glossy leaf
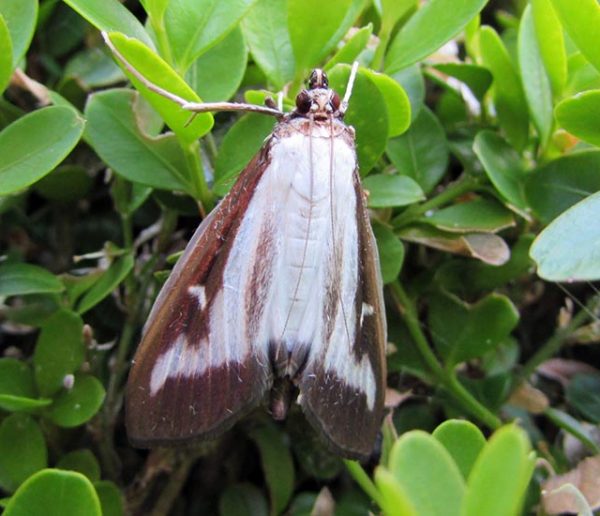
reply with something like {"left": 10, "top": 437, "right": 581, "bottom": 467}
{"left": 0, "top": 414, "right": 48, "bottom": 492}
{"left": 0, "top": 15, "right": 11, "bottom": 94}
{"left": 214, "top": 113, "right": 276, "bottom": 195}
{"left": 0, "top": 0, "right": 37, "bottom": 66}
{"left": 385, "top": 0, "right": 487, "bottom": 73}
{"left": 164, "top": 0, "right": 256, "bottom": 71}
{"left": 422, "top": 198, "right": 515, "bottom": 234}
{"left": 63, "top": 0, "right": 153, "bottom": 48}
{"left": 565, "top": 374, "right": 600, "bottom": 423}
{"left": 242, "top": 0, "right": 294, "bottom": 88}
{"left": 391, "top": 65, "right": 425, "bottom": 122}
{"left": 428, "top": 292, "right": 520, "bottom": 366}
{"left": 288, "top": 0, "right": 351, "bottom": 73}
{"left": 33, "top": 309, "right": 85, "bottom": 397}
{"left": 386, "top": 107, "right": 448, "bottom": 193}
{"left": 48, "top": 374, "right": 106, "bottom": 428}
{"left": 0, "top": 106, "right": 85, "bottom": 195}
{"left": 325, "top": 24, "right": 373, "bottom": 71}
{"left": 479, "top": 26, "right": 529, "bottom": 151}
{"left": 76, "top": 254, "right": 134, "bottom": 315}
{"left": 555, "top": 90, "right": 600, "bottom": 147}
{"left": 364, "top": 69, "right": 411, "bottom": 137}
{"left": 34, "top": 165, "right": 94, "bottom": 203}
{"left": 3, "top": 469, "right": 101, "bottom": 516}
{"left": 249, "top": 425, "right": 294, "bottom": 515}
{"left": 328, "top": 65, "right": 389, "bottom": 174}
{"left": 374, "top": 468, "right": 417, "bottom": 516}
{"left": 373, "top": 222, "right": 404, "bottom": 284}
{"left": 0, "top": 263, "right": 64, "bottom": 297}
{"left": 363, "top": 174, "right": 424, "bottom": 208}
{"left": 524, "top": 150, "right": 600, "bottom": 224}
{"left": 107, "top": 32, "right": 213, "bottom": 143}
{"left": 85, "top": 89, "right": 192, "bottom": 192}
{"left": 518, "top": 6, "right": 553, "bottom": 147}
{"left": 473, "top": 130, "right": 528, "bottom": 213}
{"left": 530, "top": 190, "right": 600, "bottom": 281}
{"left": 186, "top": 26, "right": 247, "bottom": 103}
{"left": 432, "top": 420, "right": 485, "bottom": 480}
{"left": 94, "top": 481, "right": 124, "bottom": 516}
{"left": 531, "top": 0, "right": 567, "bottom": 96}
{"left": 0, "top": 359, "right": 51, "bottom": 413}
{"left": 388, "top": 431, "right": 465, "bottom": 516}
{"left": 462, "top": 425, "right": 533, "bottom": 516}
{"left": 549, "top": 0, "right": 600, "bottom": 74}
{"left": 432, "top": 63, "right": 493, "bottom": 100}
{"left": 56, "top": 450, "right": 101, "bottom": 483}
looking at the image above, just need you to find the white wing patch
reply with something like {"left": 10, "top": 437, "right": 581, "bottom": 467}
{"left": 188, "top": 285, "right": 207, "bottom": 309}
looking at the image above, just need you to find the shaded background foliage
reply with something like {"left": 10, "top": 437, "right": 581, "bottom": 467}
{"left": 1, "top": 0, "right": 600, "bottom": 514}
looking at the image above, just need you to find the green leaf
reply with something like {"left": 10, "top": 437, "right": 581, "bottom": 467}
{"left": 186, "top": 26, "right": 247, "bottom": 103}
{"left": 48, "top": 374, "right": 106, "bottom": 428}
{"left": 328, "top": 64, "right": 390, "bottom": 174}
{"left": 4, "top": 469, "right": 102, "bottom": 516}
{"left": 219, "top": 483, "right": 269, "bottom": 516}
{"left": 63, "top": 48, "right": 124, "bottom": 89}
{"left": 524, "top": 150, "right": 600, "bottom": 224}
{"left": 0, "top": 106, "right": 85, "bottom": 195}
{"left": 364, "top": 69, "right": 411, "bottom": 137}
{"left": 531, "top": 0, "right": 567, "bottom": 96}
{"left": 0, "top": 15, "right": 12, "bottom": 94}
{"left": 388, "top": 431, "right": 465, "bottom": 516}
{"left": 288, "top": 0, "right": 352, "bottom": 74}
{"left": 374, "top": 468, "right": 417, "bottom": 516}
{"left": 164, "top": 0, "right": 257, "bottom": 71}
{"left": 34, "top": 309, "right": 85, "bottom": 397}
{"left": 0, "top": 0, "right": 37, "bottom": 66}
{"left": 473, "top": 130, "right": 528, "bottom": 213}
{"left": 422, "top": 198, "right": 515, "bottom": 234}
{"left": 142, "top": 0, "right": 169, "bottom": 21}
{"left": 56, "top": 450, "right": 101, "bottom": 482}
{"left": 518, "top": 6, "right": 553, "bottom": 147}
{"left": 0, "top": 263, "right": 64, "bottom": 297}
{"left": 549, "top": 0, "right": 600, "bottom": 74}
{"left": 432, "top": 420, "right": 485, "bottom": 480}
{"left": 0, "top": 358, "right": 51, "bottom": 413}
{"left": 0, "top": 414, "right": 47, "bottom": 492}
{"left": 249, "top": 424, "right": 294, "bottom": 515}
{"left": 363, "top": 174, "right": 424, "bottom": 208}
{"left": 94, "top": 481, "right": 124, "bottom": 516}
{"left": 530, "top": 190, "right": 600, "bottom": 281}
{"left": 63, "top": 0, "right": 153, "bottom": 48}
{"left": 390, "top": 65, "right": 425, "bottom": 122}
{"left": 242, "top": 0, "right": 295, "bottom": 89}
{"left": 85, "top": 89, "right": 192, "bottom": 192}
{"left": 462, "top": 425, "right": 533, "bottom": 516}
{"left": 479, "top": 26, "right": 529, "bottom": 151}
{"left": 431, "top": 63, "right": 493, "bottom": 100}
{"left": 386, "top": 107, "right": 448, "bottom": 194}
{"left": 107, "top": 32, "right": 213, "bottom": 144}
{"left": 428, "top": 292, "right": 519, "bottom": 366}
{"left": 76, "top": 254, "right": 134, "bottom": 314}
{"left": 556, "top": 90, "right": 600, "bottom": 147}
{"left": 385, "top": 0, "right": 488, "bottom": 73}
{"left": 566, "top": 374, "right": 600, "bottom": 423}
{"left": 213, "top": 113, "right": 276, "bottom": 196}
{"left": 325, "top": 24, "right": 373, "bottom": 71}
{"left": 373, "top": 222, "right": 404, "bottom": 284}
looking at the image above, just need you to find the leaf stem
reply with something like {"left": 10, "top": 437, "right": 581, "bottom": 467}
{"left": 344, "top": 460, "right": 386, "bottom": 509}
{"left": 183, "top": 140, "right": 213, "bottom": 214}
{"left": 390, "top": 281, "right": 501, "bottom": 429}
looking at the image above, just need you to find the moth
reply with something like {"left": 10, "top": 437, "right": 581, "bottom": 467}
{"left": 106, "top": 35, "right": 387, "bottom": 459}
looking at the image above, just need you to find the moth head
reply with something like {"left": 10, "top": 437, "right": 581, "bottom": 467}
{"left": 295, "top": 69, "right": 342, "bottom": 120}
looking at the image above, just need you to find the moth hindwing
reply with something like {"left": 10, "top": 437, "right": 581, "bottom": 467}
{"left": 125, "top": 66, "right": 387, "bottom": 460}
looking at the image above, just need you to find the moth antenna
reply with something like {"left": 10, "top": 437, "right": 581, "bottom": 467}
{"left": 102, "top": 31, "right": 283, "bottom": 118}
{"left": 339, "top": 61, "right": 359, "bottom": 115}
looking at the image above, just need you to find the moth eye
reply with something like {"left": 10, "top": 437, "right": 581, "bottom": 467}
{"left": 295, "top": 90, "right": 312, "bottom": 113}
{"left": 330, "top": 92, "right": 341, "bottom": 111}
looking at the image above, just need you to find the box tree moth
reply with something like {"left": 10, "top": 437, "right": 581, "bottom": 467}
{"left": 104, "top": 34, "right": 387, "bottom": 460}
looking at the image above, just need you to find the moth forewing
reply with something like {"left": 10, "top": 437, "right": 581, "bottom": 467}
{"left": 121, "top": 57, "right": 387, "bottom": 458}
